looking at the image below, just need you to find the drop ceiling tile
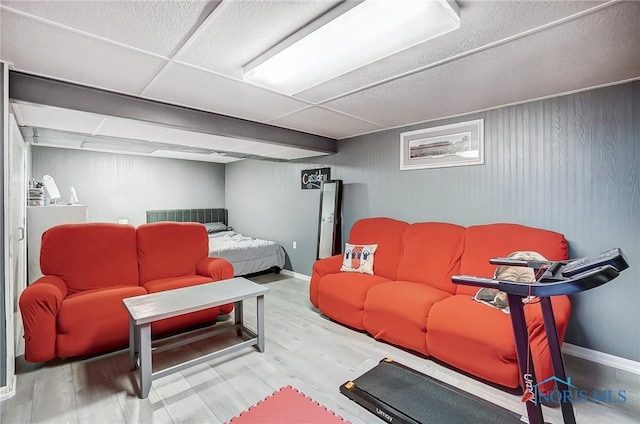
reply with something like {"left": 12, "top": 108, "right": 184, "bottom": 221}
{"left": 269, "top": 106, "right": 383, "bottom": 139}
{"left": 156, "top": 129, "right": 253, "bottom": 151}
{"left": 4, "top": 0, "right": 633, "bottom": 152}
{"left": 21, "top": 128, "right": 84, "bottom": 148}
{"left": 150, "top": 150, "right": 241, "bottom": 164}
{"left": 101, "top": 149, "right": 163, "bottom": 158}
{"left": 81, "top": 140, "right": 157, "bottom": 154}
{"left": 226, "top": 140, "right": 292, "bottom": 156}
{"left": 2, "top": 0, "right": 217, "bottom": 57}
{"left": 263, "top": 148, "right": 330, "bottom": 160}
{"left": 96, "top": 117, "right": 173, "bottom": 141}
{"left": 176, "top": 0, "right": 339, "bottom": 79}
{"left": 141, "top": 62, "right": 310, "bottom": 122}
{"left": 1, "top": 9, "right": 167, "bottom": 94}
{"left": 323, "top": 1, "right": 640, "bottom": 128}
{"left": 296, "top": 1, "right": 609, "bottom": 103}
{"left": 12, "top": 103, "right": 104, "bottom": 134}
{"left": 33, "top": 141, "right": 84, "bottom": 150}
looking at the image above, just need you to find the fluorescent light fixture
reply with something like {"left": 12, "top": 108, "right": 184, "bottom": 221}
{"left": 80, "top": 140, "right": 158, "bottom": 154}
{"left": 244, "top": 0, "right": 460, "bottom": 95}
{"left": 150, "top": 150, "right": 242, "bottom": 163}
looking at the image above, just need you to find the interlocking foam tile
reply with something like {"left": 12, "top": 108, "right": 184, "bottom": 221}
{"left": 227, "top": 385, "right": 351, "bottom": 424}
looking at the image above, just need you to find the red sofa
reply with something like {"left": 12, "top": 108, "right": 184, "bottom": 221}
{"left": 19, "top": 221, "right": 234, "bottom": 362}
{"left": 310, "top": 218, "right": 571, "bottom": 392}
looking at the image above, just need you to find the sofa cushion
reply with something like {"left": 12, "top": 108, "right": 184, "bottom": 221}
{"left": 142, "top": 275, "right": 213, "bottom": 293}
{"left": 363, "top": 281, "right": 451, "bottom": 355}
{"left": 317, "top": 273, "right": 391, "bottom": 330}
{"left": 396, "top": 222, "right": 465, "bottom": 294}
{"left": 137, "top": 222, "right": 209, "bottom": 284}
{"left": 426, "top": 294, "right": 571, "bottom": 391}
{"left": 40, "top": 223, "right": 139, "bottom": 294}
{"left": 349, "top": 218, "right": 409, "bottom": 280}
{"left": 143, "top": 275, "right": 221, "bottom": 335}
{"left": 457, "top": 224, "right": 568, "bottom": 295}
{"left": 426, "top": 295, "right": 520, "bottom": 388}
{"left": 57, "top": 285, "right": 146, "bottom": 358}
{"left": 341, "top": 243, "right": 378, "bottom": 274}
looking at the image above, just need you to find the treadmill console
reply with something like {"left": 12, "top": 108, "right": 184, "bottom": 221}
{"left": 452, "top": 248, "right": 629, "bottom": 297}
{"left": 561, "top": 248, "right": 629, "bottom": 277}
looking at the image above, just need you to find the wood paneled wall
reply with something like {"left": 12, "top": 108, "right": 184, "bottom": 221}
{"left": 31, "top": 147, "right": 225, "bottom": 226}
{"left": 226, "top": 81, "right": 640, "bottom": 361}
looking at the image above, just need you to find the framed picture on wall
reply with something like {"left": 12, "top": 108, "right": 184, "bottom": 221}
{"left": 400, "top": 119, "right": 484, "bottom": 170}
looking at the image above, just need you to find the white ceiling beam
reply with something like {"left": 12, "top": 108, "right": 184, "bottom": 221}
{"left": 9, "top": 71, "right": 337, "bottom": 154}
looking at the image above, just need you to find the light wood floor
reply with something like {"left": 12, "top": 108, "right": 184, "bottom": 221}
{"left": 1, "top": 274, "right": 638, "bottom": 423}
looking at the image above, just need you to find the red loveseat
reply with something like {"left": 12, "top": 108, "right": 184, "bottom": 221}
{"left": 310, "top": 218, "right": 571, "bottom": 392}
{"left": 19, "top": 221, "right": 234, "bottom": 362}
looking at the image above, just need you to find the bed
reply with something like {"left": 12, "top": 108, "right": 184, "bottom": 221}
{"left": 146, "top": 208, "right": 285, "bottom": 277}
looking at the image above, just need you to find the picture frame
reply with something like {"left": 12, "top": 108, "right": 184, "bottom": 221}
{"left": 400, "top": 119, "right": 484, "bottom": 170}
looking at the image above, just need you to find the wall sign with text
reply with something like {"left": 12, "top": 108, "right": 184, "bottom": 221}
{"left": 301, "top": 167, "right": 331, "bottom": 189}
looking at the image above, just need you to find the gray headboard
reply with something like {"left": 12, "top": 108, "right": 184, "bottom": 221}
{"left": 146, "top": 208, "right": 228, "bottom": 225}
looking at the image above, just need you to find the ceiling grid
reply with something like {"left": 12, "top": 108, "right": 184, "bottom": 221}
{"left": 1, "top": 0, "right": 637, "bottom": 162}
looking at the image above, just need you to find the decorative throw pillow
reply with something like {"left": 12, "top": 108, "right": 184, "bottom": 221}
{"left": 340, "top": 243, "right": 378, "bottom": 275}
{"left": 203, "top": 222, "right": 228, "bottom": 233}
{"left": 473, "top": 251, "right": 548, "bottom": 313}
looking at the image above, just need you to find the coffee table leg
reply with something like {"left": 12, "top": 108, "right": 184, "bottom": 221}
{"left": 129, "top": 319, "right": 136, "bottom": 370}
{"left": 138, "top": 323, "right": 152, "bottom": 399}
{"left": 234, "top": 300, "right": 243, "bottom": 336}
{"left": 257, "top": 295, "right": 265, "bottom": 352}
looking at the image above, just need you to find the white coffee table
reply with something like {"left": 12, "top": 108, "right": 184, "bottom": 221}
{"left": 122, "top": 277, "right": 269, "bottom": 398}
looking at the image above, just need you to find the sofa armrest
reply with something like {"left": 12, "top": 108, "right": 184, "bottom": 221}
{"left": 196, "top": 257, "right": 234, "bottom": 281}
{"left": 310, "top": 254, "right": 343, "bottom": 308}
{"left": 196, "top": 257, "right": 235, "bottom": 314}
{"left": 19, "top": 276, "right": 68, "bottom": 362}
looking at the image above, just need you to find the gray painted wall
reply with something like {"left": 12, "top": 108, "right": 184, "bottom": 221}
{"left": 226, "top": 81, "right": 640, "bottom": 362}
{"left": 225, "top": 160, "right": 325, "bottom": 271}
{"left": 32, "top": 147, "right": 225, "bottom": 226}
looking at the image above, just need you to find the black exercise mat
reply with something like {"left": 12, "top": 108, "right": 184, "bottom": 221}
{"left": 340, "top": 359, "right": 525, "bottom": 424}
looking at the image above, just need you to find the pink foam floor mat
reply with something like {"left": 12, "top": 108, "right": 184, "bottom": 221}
{"left": 227, "top": 385, "right": 350, "bottom": 423}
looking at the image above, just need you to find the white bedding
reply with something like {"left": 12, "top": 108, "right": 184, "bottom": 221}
{"left": 208, "top": 230, "right": 285, "bottom": 276}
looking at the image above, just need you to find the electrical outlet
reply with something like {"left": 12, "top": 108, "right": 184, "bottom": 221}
{"left": 293, "top": 241, "right": 297, "bottom": 249}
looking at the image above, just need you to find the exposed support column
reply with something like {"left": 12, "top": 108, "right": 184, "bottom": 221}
{"left": 9, "top": 72, "right": 337, "bottom": 154}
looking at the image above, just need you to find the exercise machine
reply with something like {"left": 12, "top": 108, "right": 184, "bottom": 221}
{"left": 452, "top": 247, "right": 629, "bottom": 424}
{"left": 340, "top": 357, "right": 525, "bottom": 424}
{"left": 340, "top": 248, "right": 628, "bottom": 424}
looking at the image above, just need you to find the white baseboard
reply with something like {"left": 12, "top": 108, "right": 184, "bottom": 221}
{"left": 0, "top": 376, "right": 17, "bottom": 401}
{"left": 562, "top": 343, "right": 640, "bottom": 375}
{"left": 280, "top": 269, "right": 310, "bottom": 282}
